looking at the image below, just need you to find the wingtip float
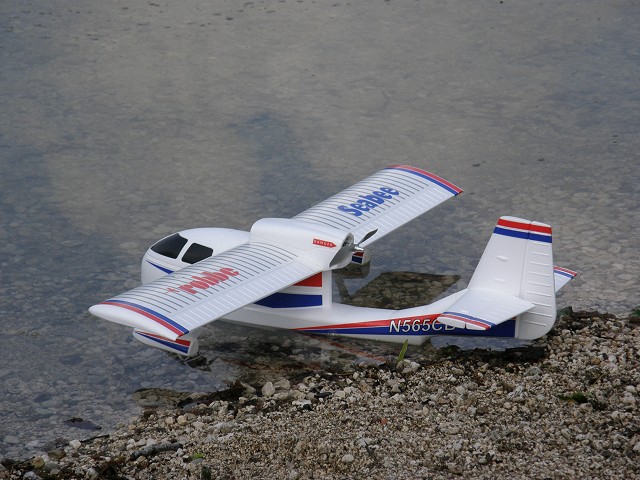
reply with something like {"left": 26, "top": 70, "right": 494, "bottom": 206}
{"left": 89, "top": 165, "right": 576, "bottom": 356}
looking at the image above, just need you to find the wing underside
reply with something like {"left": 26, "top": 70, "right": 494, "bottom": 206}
{"left": 90, "top": 242, "right": 318, "bottom": 340}
{"left": 294, "top": 165, "right": 462, "bottom": 246}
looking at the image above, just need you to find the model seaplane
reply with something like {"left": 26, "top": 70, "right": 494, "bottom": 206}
{"left": 89, "top": 165, "right": 576, "bottom": 356}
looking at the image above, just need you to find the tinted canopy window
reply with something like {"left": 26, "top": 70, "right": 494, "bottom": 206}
{"left": 150, "top": 233, "right": 188, "bottom": 259}
{"left": 182, "top": 243, "right": 213, "bottom": 264}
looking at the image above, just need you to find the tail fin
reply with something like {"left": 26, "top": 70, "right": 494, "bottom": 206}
{"left": 468, "top": 216, "right": 556, "bottom": 339}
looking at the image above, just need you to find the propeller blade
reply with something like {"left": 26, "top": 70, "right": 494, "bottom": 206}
{"left": 330, "top": 229, "right": 377, "bottom": 268}
{"left": 357, "top": 229, "right": 378, "bottom": 247}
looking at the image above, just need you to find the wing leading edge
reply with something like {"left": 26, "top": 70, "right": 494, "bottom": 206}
{"left": 294, "top": 165, "right": 462, "bottom": 246}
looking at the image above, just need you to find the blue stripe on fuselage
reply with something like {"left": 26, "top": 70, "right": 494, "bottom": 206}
{"left": 255, "top": 293, "right": 323, "bottom": 309}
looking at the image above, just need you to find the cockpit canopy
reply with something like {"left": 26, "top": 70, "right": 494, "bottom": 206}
{"left": 150, "top": 233, "right": 213, "bottom": 264}
{"left": 142, "top": 228, "right": 251, "bottom": 284}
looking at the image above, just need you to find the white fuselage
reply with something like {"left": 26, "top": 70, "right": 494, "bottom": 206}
{"left": 139, "top": 228, "right": 517, "bottom": 348}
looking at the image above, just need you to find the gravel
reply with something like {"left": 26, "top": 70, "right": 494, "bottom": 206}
{"left": 1, "top": 309, "right": 638, "bottom": 479}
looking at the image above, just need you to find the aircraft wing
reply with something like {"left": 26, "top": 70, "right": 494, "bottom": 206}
{"left": 436, "top": 289, "right": 535, "bottom": 330}
{"left": 294, "top": 165, "right": 462, "bottom": 246}
{"left": 89, "top": 241, "right": 318, "bottom": 340}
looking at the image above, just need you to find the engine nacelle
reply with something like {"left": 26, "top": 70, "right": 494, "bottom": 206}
{"left": 250, "top": 218, "right": 353, "bottom": 271}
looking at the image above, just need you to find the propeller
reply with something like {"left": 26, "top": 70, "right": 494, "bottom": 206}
{"left": 330, "top": 229, "right": 378, "bottom": 268}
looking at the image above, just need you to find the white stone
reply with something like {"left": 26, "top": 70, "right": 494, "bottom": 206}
{"left": 177, "top": 415, "right": 190, "bottom": 426}
{"left": 262, "top": 382, "right": 276, "bottom": 397}
{"left": 86, "top": 467, "right": 98, "bottom": 479}
{"left": 341, "top": 453, "right": 355, "bottom": 463}
{"left": 69, "top": 439, "right": 82, "bottom": 449}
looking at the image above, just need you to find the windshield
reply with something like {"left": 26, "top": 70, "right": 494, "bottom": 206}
{"left": 182, "top": 243, "right": 214, "bottom": 264}
{"left": 150, "top": 233, "right": 188, "bottom": 259}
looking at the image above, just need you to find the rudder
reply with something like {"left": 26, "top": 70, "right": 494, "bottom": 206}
{"left": 468, "top": 216, "right": 556, "bottom": 340}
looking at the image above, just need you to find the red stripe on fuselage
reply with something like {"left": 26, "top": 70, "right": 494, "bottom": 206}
{"left": 294, "top": 273, "right": 323, "bottom": 287}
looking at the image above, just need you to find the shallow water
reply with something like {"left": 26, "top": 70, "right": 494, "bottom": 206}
{"left": 1, "top": 0, "right": 639, "bottom": 459}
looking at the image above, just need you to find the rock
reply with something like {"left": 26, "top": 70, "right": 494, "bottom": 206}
{"left": 23, "top": 472, "right": 42, "bottom": 480}
{"left": 43, "top": 462, "right": 61, "bottom": 473}
{"left": 526, "top": 366, "right": 542, "bottom": 376}
{"left": 275, "top": 378, "right": 291, "bottom": 390}
{"left": 86, "top": 467, "right": 98, "bottom": 479}
{"left": 341, "top": 453, "right": 355, "bottom": 463}
{"left": 177, "top": 415, "right": 190, "bottom": 426}
{"left": 292, "top": 399, "right": 312, "bottom": 410}
{"left": 262, "top": 382, "right": 276, "bottom": 398}
{"left": 69, "top": 439, "right": 82, "bottom": 449}
{"left": 47, "top": 448, "right": 65, "bottom": 460}
{"left": 213, "top": 421, "right": 235, "bottom": 434}
{"left": 193, "top": 421, "right": 205, "bottom": 430}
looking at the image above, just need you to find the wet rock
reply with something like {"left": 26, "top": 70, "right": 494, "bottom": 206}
{"left": 68, "top": 439, "right": 82, "bottom": 449}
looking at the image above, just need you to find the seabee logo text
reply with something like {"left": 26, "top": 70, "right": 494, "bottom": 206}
{"left": 336, "top": 187, "right": 400, "bottom": 217}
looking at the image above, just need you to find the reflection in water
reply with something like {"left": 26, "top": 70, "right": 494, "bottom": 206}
{"left": 334, "top": 263, "right": 460, "bottom": 309}
{"left": 165, "top": 267, "right": 460, "bottom": 391}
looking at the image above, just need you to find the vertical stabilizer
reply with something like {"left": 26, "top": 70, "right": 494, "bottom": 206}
{"left": 467, "top": 217, "right": 556, "bottom": 339}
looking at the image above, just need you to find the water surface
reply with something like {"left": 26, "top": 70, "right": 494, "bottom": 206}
{"left": 1, "top": 0, "right": 638, "bottom": 459}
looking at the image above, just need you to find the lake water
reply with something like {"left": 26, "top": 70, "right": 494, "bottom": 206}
{"left": 1, "top": 0, "right": 638, "bottom": 459}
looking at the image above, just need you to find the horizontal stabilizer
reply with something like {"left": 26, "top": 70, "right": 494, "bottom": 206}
{"left": 554, "top": 266, "right": 577, "bottom": 292}
{"left": 436, "top": 289, "right": 535, "bottom": 331}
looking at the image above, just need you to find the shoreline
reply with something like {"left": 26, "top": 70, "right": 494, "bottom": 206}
{"left": 2, "top": 309, "right": 639, "bottom": 479}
